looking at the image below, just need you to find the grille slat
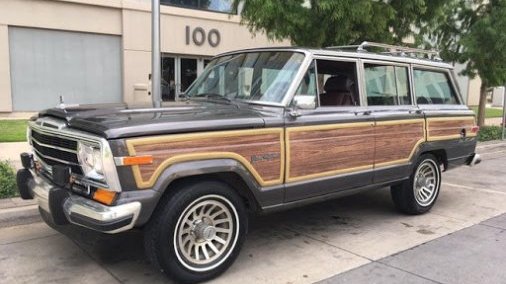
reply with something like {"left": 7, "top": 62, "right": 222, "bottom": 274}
{"left": 30, "top": 129, "right": 83, "bottom": 175}
{"left": 31, "top": 130, "right": 77, "bottom": 150}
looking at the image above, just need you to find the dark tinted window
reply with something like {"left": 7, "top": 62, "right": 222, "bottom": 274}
{"left": 161, "top": 0, "right": 234, "bottom": 13}
{"left": 414, "top": 69, "right": 459, "bottom": 104}
{"left": 365, "top": 64, "right": 411, "bottom": 106}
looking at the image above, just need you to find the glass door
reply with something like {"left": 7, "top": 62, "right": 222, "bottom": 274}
{"left": 161, "top": 56, "right": 176, "bottom": 101}
{"left": 161, "top": 55, "right": 211, "bottom": 101}
{"left": 180, "top": 58, "right": 198, "bottom": 95}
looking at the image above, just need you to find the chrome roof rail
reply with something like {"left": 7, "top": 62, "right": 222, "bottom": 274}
{"left": 326, "top": 41, "right": 442, "bottom": 61}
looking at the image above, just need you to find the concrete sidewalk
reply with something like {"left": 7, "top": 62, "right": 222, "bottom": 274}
{"left": 320, "top": 213, "right": 506, "bottom": 284}
{"left": 0, "top": 141, "right": 30, "bottom": 169}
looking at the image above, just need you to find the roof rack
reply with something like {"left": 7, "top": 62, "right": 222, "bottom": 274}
{"left": 326, "top": 41, "right": 442, "bottom": 61}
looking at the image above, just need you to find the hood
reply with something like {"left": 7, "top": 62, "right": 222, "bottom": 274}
{"left": 38, "top": 101, "right": 277, "bottom": 139}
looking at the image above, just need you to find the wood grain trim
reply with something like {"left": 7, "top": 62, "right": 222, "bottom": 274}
{"left": 427, "top": 116, "right": 477, "bottom": 141}
{"left": 375, "top": 119, "right": 426, "bottom": 167}
{"left": 126, "top": 128, "right": 285, "bottom": 189}
{"left": 286, "top": 122, "right": 375, "bottom": 183}
{"left": 286, "top": 119, "right": 426, "bottom": 183}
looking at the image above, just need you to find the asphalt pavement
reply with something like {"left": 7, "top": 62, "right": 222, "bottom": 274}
{"left": 0, "top": 141, "right": 505, "bottom": 283}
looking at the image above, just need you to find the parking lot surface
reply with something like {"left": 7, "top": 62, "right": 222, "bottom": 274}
{"left": 1, "top": 142, "right": 505, "bottom": 283}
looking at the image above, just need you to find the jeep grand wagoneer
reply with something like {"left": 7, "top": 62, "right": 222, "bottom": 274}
{"left": 17, "top": 42, "right": 480, "bottom": 283}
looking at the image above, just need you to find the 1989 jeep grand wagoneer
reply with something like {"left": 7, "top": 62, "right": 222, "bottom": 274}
{"left": 17, "top": 42, "right": 481, "bottom": 283}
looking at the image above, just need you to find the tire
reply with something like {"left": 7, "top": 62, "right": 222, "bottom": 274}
{"left": 144, "top": 180, "right": 248, "bottom": 283}
{"left": 391, "top": 154, "right": 442, "bottom": 215}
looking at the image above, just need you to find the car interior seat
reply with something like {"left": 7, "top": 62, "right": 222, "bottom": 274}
{"left": 320, "top": 76, "right": 356, "bottom": 106}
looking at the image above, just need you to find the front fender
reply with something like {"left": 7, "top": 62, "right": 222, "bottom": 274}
{"left": 130, "top": 158, "right": 284, "bottom": 226}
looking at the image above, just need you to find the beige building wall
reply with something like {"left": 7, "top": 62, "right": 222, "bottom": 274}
{"left": 0, "top": 25, "right": 12, "bottom": 112}
{"left": 0, "top": 0, "right": 289, "bottom": 112}
{"left": 467, "top": 77, "right": 482, "bottom": 106}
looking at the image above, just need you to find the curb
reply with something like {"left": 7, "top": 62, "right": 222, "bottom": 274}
{"left": 0, "top": 204, "right": 40, "bottom": 228}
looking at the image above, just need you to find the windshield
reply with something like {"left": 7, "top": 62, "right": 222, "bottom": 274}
{"left": 185, "top": 51, "right": 306, "bottom": 104}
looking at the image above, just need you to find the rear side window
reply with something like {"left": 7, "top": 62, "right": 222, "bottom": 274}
{"left": 364, "top": 64, "right": 411, "bottom": 106}
{"left": 413, "top": 69, "right": 459, "bottom": 104}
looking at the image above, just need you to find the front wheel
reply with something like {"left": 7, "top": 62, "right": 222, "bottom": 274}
{"left": 391, "top": 154, "right": 442, "bottom": 215}
{"left": 144, "top": 180, "right": 248, "bottom": 283}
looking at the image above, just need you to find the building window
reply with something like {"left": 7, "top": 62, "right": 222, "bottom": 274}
{"left": 161, "top": 0, "right": 235, "bottom": 14}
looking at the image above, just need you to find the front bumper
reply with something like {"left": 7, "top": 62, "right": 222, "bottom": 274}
{"left": 21, "top": 170, "right": 141, "bottom": 234}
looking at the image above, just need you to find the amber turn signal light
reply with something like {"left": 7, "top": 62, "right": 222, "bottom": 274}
{"left": 118, "top": 155, "right": 154, "bottom": 166}
{"left": 93, "top": 188, "right": 117, "bottom": 205}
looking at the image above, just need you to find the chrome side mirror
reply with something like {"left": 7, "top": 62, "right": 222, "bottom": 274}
{"left": 289, "top": 95, "right": 316, "bottom": 118}
{"left": 293, "top": 95, "right": 316, "bottom": 110}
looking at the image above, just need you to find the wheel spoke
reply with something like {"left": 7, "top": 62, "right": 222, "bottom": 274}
{"left": 202, "top": 244, "right": 211, "bottom": 260}
{"left": 215, "top": 227, "right": 231, "bottom": 233}
{"left": 214, "top": 236, "right": 227, "bottom": 245}
{"left": 208, "top": 242, "right": 220, "bottom": 255}
{"left": 210, "top": 209, "right": 225, "bottom": 219}
{"left": 214, "top": 218, "right": 229, "bottom": 225}
{"left": 194, "top": 244, "right": 200, "bottom": 261}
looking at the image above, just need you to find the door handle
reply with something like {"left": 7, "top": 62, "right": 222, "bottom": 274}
{"left": 362, "top": 110, "right": 372, "bottom": 116}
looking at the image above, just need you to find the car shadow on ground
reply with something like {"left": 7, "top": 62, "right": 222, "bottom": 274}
{"left": 51, "top": 187, "right": 395, "bottom": 281}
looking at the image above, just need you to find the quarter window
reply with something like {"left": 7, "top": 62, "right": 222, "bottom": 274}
{"left": 413, "top": 69, "right": 459, "bottom": 104}
{"left": 364, "top": 64, "right": 411, "bottom": 106}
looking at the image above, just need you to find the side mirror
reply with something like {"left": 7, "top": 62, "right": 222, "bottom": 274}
{"left": 289, "top": 95, "right": 316, "bottom": 118}
{"left": 292, "top": 95, "right": 316, "bottom": 110}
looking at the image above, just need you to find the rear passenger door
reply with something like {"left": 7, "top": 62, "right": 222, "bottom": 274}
{"left": 284, "top": 57, "right": 375, "bottom": 202}
{"left": 361, "top": 60, "right": 425, "bottom": 183}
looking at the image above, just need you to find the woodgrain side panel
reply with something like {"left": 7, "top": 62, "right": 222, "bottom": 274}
{"left": 427, "top": 117, "right": 476, "bottom": 141}
{"left": 287, "top": 122, "right": 375, "bottom": 182}
{"left": 375, "top": 120, "right": 425, "bottom": 167}
{"left": 126, "top": 129, "right": 284, "bottom": 189}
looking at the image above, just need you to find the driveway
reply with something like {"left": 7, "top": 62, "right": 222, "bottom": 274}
{"left": 0, "top": 142, "right": 505, "bottom": 283}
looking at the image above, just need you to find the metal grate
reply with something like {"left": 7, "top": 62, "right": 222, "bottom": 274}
{"left": 30, "top": 129, "right": 83, "bottom": 175}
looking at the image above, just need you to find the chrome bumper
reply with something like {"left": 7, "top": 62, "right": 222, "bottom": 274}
{"left": 467, "top": 153, "right": 482, "bottom": 167}
{"left": 31, "top": 173, "right": 141, "bottom": 234}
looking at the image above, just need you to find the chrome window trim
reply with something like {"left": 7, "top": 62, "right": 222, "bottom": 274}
{"left": 411, "top": 64, "right": 464, "bottom": 105}
{"left": 28, "top": 119, "right": 122, "bottom": 192}
{"left": 187, "top": 49, "right": 312, "bottom": 108}
{"left": 279, "top": 50, "right": 314, "bottom": 107}
{"left": 311, "top": 56, "right": 362, "bottom": 108}
{"left": 360, "top": 59, "right": 414, "bottom": 107}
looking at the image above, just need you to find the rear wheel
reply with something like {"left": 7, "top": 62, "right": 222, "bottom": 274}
{"left": 144, "top": 180, "right": 248, "bottom": 283}
{"left": 391, "top": 154, "right": 442, "bottom": 214}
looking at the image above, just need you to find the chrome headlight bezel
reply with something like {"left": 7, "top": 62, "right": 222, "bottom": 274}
{"left": 77, "top": 141, "right": 105, "bottom": 181}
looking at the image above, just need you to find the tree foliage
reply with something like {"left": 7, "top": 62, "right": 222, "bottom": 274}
{"left": 234, "top": 0, "right": 448, "bottom": 47}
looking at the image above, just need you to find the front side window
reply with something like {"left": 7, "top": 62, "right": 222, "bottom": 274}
{"left": 414, "top": 69, "right": 459, "bottom": 104}
{"left": 316, "top": 59, "right": 359, "bottom": 107}
{"left": 186, "top": 51, "right": 305, "bottom": 104}
{"left": 365, "top": 64, "right": 411, "bottom": 106}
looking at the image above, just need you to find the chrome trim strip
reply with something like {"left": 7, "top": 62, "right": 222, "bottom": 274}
{"left": 32, "top": 147, "right": 79, "bottom": 166}
{"left": 31, "top": 137, "right": 78, "bottom": 154}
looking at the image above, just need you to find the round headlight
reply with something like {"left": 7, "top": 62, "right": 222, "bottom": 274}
{"left": 77, "top": 142, "right": 104, "bottom": 180}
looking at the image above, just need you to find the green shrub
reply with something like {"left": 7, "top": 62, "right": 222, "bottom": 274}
{"left": 478, "top": 126, "right": 504, "bottom": 142}
{"left": 0, "top": 160, "right": 17, "bottom": 199}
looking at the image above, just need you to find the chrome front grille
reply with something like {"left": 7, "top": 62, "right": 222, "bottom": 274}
{"left": 30, "top": 128, "right": 83, "bottom": 175}
{"left": 28, "top": 116, "right": 122, "bottom": 192}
